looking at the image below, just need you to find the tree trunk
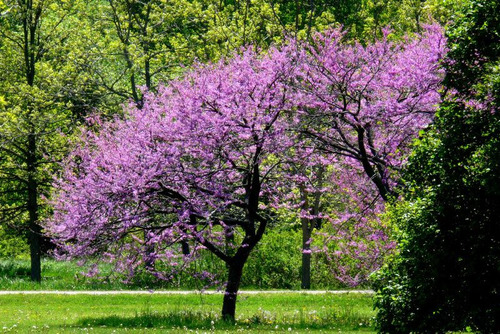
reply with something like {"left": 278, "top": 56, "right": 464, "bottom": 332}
{"left": 27, "top": 134, "right": 41, "bottom": 282}
{"left": 299, "top": 184, "right": 312, "bottom": 290}
{"left": 144, "top": 230, "right": 155, "bottom": 270}
{"left": 222, "top": 261, "right": 245, "bottom": 322}
{"left": 28, "top": 217, "right": 41, "bottom": 282}
{"left": 301, "top": 217, "right": 312, "bottom": 289}
{"left": 299, "top": 167, "right": 324, "bottom": 289}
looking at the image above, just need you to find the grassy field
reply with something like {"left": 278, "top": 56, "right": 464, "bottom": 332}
{"left": 0, "top": 292, "right": 375, "bottom": 333}
{"left": 0, "top": 258, "right": 358, "bottom": 291}
{"left": 0, "top": 259, "right": 376, "bottom": 332}
{"left": 0, "top": 259, "right": 209, "bottom": 291}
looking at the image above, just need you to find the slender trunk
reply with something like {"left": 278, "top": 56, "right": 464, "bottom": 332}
{"left": 28, "top": 216, "right": 41, "bottom": 282}
{"left": 27, "top": 133, "right": 41, "bottom": 282}
{"left": 299, "top": 183, "right": 313, "bottom": 289}
{"left": 143, "top": 230, "right": 155, "bottom": 270}
{"left": 181, "top": 241, "right": 190, "bottom": 255}
{"left": 301, "top": 217, "right": 312, "bottom": 289}
{"left": 222, "top": 260, "right": 245, "bottom": 322}
{"left": 145, "top": 57, "right": 151, "bottom": 91}
{"left": 299, "top": 167, "right": 324, "bottom": 289}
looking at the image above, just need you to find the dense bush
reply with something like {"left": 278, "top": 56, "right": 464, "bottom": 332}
{"left": 374, "top": 104, "right": 500, "bottom": 333}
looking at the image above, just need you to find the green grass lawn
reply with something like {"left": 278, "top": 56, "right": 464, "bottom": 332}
{"left": 0, "top": 293, "right": 375, "bottom": 333}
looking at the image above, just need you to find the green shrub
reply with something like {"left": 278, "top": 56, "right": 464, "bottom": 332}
{"left": 374, "top": 105, "right": 500, "bottom": 333}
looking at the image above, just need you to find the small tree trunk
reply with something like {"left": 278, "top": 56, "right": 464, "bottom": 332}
{"left": 144, "top": 230, "right": 155, "bottom": 270}
{"left": 181, "top": 240, "right": 190, "bottom": 255}
{"left": 29, "top": 219, "right": 41, "bottom": 282}
{"left": 222, "top": 261, "right": 245, "bottom": 322}
{"left": 301, "top": 217, "right": 312, "bottom": 289}
{"left": 27, "top": 134, "right": 41, "bottom": 282}
{"left": 299, "top": 184, "right": 312, "bottom": 290}
{"left": 299, "top": 166, "right": 324, "bottom": 289}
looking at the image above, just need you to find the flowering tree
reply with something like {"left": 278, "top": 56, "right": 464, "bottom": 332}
{"left": 291, "top": 25, "right": 447, "bottom": 285}
{"left": 46, "top": 24, "right": 447, "bottom": 320}
{"left": 46, "top": 48, "right": 298, "bottom": 321}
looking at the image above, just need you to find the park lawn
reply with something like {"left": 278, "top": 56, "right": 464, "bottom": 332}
{"left": 0, "top": 293, "right": 375, "bottom": 333}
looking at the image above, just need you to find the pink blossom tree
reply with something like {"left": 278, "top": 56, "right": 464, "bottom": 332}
{"left": 46, "top": 48, "right": 299, "bottom": 321}
{"left": 46, "top": 25, "right": 447, "bottom": 321}
{"left": 293, "top": 25, "right": 447, "bottom": 285}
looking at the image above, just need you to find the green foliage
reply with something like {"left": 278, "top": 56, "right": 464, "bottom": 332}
{"left": 445, "top": 0, "right": 500, "bottom": 95}
{"left": 375, "top": 104, "right": 500, "bottom": 333}
{"left": 0, "top": 1, "right": 86, "bottom": 271}
{"left": 0, "top": 228, "right": 353, "bottom": 290}
{"left": 242, "top": 229, "right": 301, "bottom": 289}
{"left": 0, "top": 226, "right": 28, "bottom": 259}
{"left": 165, "top": 228, "right": 348, "bottom": 290}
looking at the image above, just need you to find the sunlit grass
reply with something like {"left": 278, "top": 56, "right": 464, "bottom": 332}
{"left": 0, "top": 293, "right": 375, "bottom": 333}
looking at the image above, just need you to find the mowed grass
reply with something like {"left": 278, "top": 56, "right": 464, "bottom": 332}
{"left": 0, "top": 293, "right": 375, "bottom": 333}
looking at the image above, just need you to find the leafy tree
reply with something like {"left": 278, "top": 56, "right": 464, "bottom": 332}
{"left": 91, "top": 0, "right": 208, "bottom": 107}
{"left": 358, "top": 0, "right": 466, "bottom": 40}
{"left": 46, "top": 27, "right": 448, "bottom": 322}
{"left": 374, "top": 0, "right": 500, "bottom": 332}
{"left": 0, "top": 0, "right": 99, "bottom": 280}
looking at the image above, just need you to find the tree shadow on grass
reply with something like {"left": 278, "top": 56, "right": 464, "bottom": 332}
{"left": 75, "top": 309, "right": 373, "bottom": 332}
{"left": 77, "top": 310, "right": 225, "bottom": 331}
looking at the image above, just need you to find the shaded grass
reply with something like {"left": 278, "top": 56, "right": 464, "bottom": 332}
{"left": 0, "top": 258, "right": 358, "bottom": 291}
{"left": 0, "top": 293, "right": 375, "bottom": 333}
{"left": 0, "top": 258, "right": 172, "bottom": 290}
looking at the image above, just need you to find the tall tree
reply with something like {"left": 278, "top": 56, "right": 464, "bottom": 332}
{"left": 0, "top": 0, "right": 98, "bottom": 280}
{"left": 83, "top": 0, "right": 207, "bottom": 109}
{"left": 289, "top": 25, "right": 446, "bottom": 286}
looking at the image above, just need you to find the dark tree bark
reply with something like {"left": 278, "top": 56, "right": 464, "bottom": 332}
{"left": 22, "top": 0, "right": 43, "bottom": 282}
{"left": 301, "top": 217, "right": 312, "bottom": 289}
{"left": 299, "top": 167, "right": 323, "bottom": 289}
{"left": 27, "top": 133, "right": 41, "bottom": 282}
{"left": 222, "top": 258, "right": 247, "bottom": 321}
